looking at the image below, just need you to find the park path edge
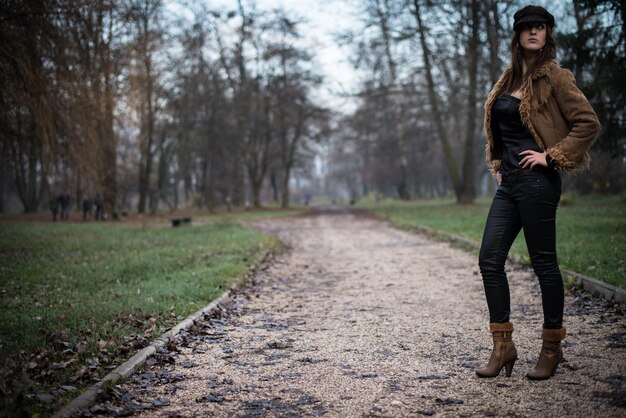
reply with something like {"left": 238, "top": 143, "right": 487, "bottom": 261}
{"left": 52, "top": 247, "right": 281, "bottom": 418}
{"left": 370, "top": 212, "right": 626, "bottom": 303}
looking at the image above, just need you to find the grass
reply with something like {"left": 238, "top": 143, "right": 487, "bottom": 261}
{"left": 0, "top": 209, "right": 298, "bottom": 415}
{"left": 357, "top": 194, "right": 626, "bottom": 288}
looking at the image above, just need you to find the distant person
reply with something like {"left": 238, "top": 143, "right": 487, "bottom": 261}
{"left": 94, "top": 194, "right": 104, "bottom": 220}
{"left": 59, "top": 192, "right": 71, "bottom": 221}
{"left": 82, "top": 197, "right": 92, "bottom": 221}
{"left": 50, "top": 194, "right": 60, "bottom": 222}
{"left": 476, "top": 6, "right": 600, "bottom": 380}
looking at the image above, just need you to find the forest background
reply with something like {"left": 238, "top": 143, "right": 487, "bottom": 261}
{"left": 1, "top": 0, "right": 624, "bottom": 214}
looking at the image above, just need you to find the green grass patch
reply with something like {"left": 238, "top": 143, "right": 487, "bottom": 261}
{"left": 0, "top": 218, "right": 281, "bottom": 415}
{"left": 358, "top": 194, "right": 625, "bottom": 288}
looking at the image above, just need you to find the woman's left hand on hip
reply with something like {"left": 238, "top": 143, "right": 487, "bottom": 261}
{"left": 519, "top": 150, "right": 548, "bottom": 169}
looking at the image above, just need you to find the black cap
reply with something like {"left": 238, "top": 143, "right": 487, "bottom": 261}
{"left": 513, "top": 5, "right": 555, "bottom": 31}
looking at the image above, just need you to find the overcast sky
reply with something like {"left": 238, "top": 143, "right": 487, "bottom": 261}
{"left": 239, "top": 0, "right": 363, "bottom": 113}
{"left": 169, "top": 0, "right": 364, "bottom": 114}
{"left": 269, "top": 0, "right": 363, "bottom": 113}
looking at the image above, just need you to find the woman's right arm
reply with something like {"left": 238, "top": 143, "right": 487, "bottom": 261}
{"left": 546, "top": 68, "right": 601, "bottom": 171}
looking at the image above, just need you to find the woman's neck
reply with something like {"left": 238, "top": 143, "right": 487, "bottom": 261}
{"left": 522, "top": 50, "right": 540, "bottom": 75}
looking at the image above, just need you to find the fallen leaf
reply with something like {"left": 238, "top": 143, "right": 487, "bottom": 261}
{"left": 87, "top": 357, "right": 100, "bottom": 369}
{"left": 435, "top": 398, "right": 464, "bottom": 405}
{"left": 52, "top": 359, "right": 76, "bottom": 370}
{"left": 196, "top": 393, "right": 225, "bottom": 403}
{"left": 70, "top": 366, "right": 88, "bottom": 382}
{"left": 36, "top": 393, "right": 55, "bottom": 404}
{"left": 117, "top": 344, "right": 131, "bottom": 355}
{"left": 90, "top": 404, "right": 107, "bottom": 413}
{"left": 149, "top": 398, "right": 170, "bottom": 407}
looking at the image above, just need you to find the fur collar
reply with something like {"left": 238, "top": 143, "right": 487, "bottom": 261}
{"left": 484, "top": 60, "right": 560, "bottom": 171}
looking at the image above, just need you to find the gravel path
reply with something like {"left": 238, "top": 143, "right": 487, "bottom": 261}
{"left": 100, "top": 208, "right": 625, "bottom": 417}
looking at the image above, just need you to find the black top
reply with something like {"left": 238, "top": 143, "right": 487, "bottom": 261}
{"left": 492, "top": 94, "right": 542, "bottom": 173}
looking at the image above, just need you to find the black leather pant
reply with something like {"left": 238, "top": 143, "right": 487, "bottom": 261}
{"left": 479, "top": 168, "right": 564, "bottom": 329}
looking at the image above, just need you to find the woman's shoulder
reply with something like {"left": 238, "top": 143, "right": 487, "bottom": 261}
{"left": 545, "top": 62, "right": 577, "bottom": 87}
{"left": 530, "top": 60, "right": 561, "bottom": 79}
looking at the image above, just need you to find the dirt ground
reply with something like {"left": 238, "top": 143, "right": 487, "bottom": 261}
{"left": 94, "top": 208, "right": 626, "bottom": 417}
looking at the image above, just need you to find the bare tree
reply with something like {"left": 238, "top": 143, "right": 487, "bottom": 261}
{"left": 125, "top": 0, "right": 164, "bottom": 214}
{"left": 61, "top": 0, "right": 121, "bottom": 212}
{"left": 412, "top": 0, "right": 461, "bottom": 199}
{"left": 0, "top": 1, "right": 62, "bottom": 211}
{"left": 458, "top": 0, "right": 480, "bottom": 203}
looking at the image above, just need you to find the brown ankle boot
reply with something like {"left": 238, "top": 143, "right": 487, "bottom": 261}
{"left": 527, "top": 327, "right": 566, "bottom": 380}
{"left": 476, "top": 322, "right": 518, "bottom": 378}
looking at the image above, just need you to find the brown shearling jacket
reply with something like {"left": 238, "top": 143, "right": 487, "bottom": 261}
{"left": 484, "top": 60, "right": 601, "bottom": 174}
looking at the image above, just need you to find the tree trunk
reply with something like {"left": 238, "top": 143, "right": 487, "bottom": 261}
{"left": 26, "top": 118, "right": 41, "bottom": 212}
{"left": 573, "top": 2, "right": 585, "bottom": 84}
{"left": 485, "top": 0, "right": 501, "bottom": 87}
{"left": 270, "top": 171, "right": 279, "bottom": 203}
{"left": 248, "top": 157, "right": 263, "bottom": 209}
{"left": 75, "top": 168, "right": 82, "bottom": 212}
{"left": 138, "top": 84, "right": 154, "bottom": 214}
{"left": 138, "top": 152, "right": 147, "bottom": 213}
{"left": 248, "top": 90, "right": 273, "bottom": 209}
{"left": 412, "top": 0, "right": 462, "bottom": 199}
{"left": 150, "top": 131, "right": 168, "bottom": 215}
{"left": 377, "top": 0, "right": 410, "bottom": 199}
{"left": 182, "top": 158, "right": 192, "bottom": 206}
{"left": 280, "top": 166, "right": 291, "bottom": 209}
{"left": 251, "top": 177, "right": 262, "bottom": 208}
{"left": 173, "top": 169, "right": 179, "bottom": 211}
{"left": 232, "top": 1, "right": 251, "bottom": 207}
{"left": 484, "top": 0, "right": 501, "bottom": 197}
{"left": 102, "top": 51, "right": 117, "bottom": 214}
{"left": 396, "top": 109, "right": 411, "bottom": 200}
{"left": 11, "top": 111, "right": 28, "bottom": 211}
{"left": 199, "top": 153, "right": 215, "bottom": 211}
{"left": 458, "top": 0, "right": 480, "bottom": 204}
{"left": 280, "top": 123, "right": 302, "bottom": 209}
{"left": 137, "top": 10, "right": 155, "bottom": 214}
{"left": 231, "top": 144, "right": 244, "bottom": 206}
{"left": 207, "top": 153, "right": 215, "bottom": 212}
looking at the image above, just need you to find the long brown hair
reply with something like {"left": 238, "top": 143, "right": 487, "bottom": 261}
{"left": 505, "top": 25, "right": 556, "bottom": 93}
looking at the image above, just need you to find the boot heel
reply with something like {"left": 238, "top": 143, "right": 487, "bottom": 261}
{"left": 504, "top": 359, "right": 516, "bottom": 377}
{"left": 550, "top": 365, "right": 558, "bottom": 377}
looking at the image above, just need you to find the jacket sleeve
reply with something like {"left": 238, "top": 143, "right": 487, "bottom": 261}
{"left": 484, "top": 101, "right": 502, "bottom": 176}
{"left": 546, "top": 68, "right": 601, "bottom": 172}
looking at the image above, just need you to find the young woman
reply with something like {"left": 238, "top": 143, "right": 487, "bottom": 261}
{"left": 476, "top": 5, "right": 600, "bottom": 380}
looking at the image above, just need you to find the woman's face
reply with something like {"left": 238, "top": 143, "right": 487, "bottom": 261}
{"left": 518, "top": 23, "right": 547, "bottom": 52}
